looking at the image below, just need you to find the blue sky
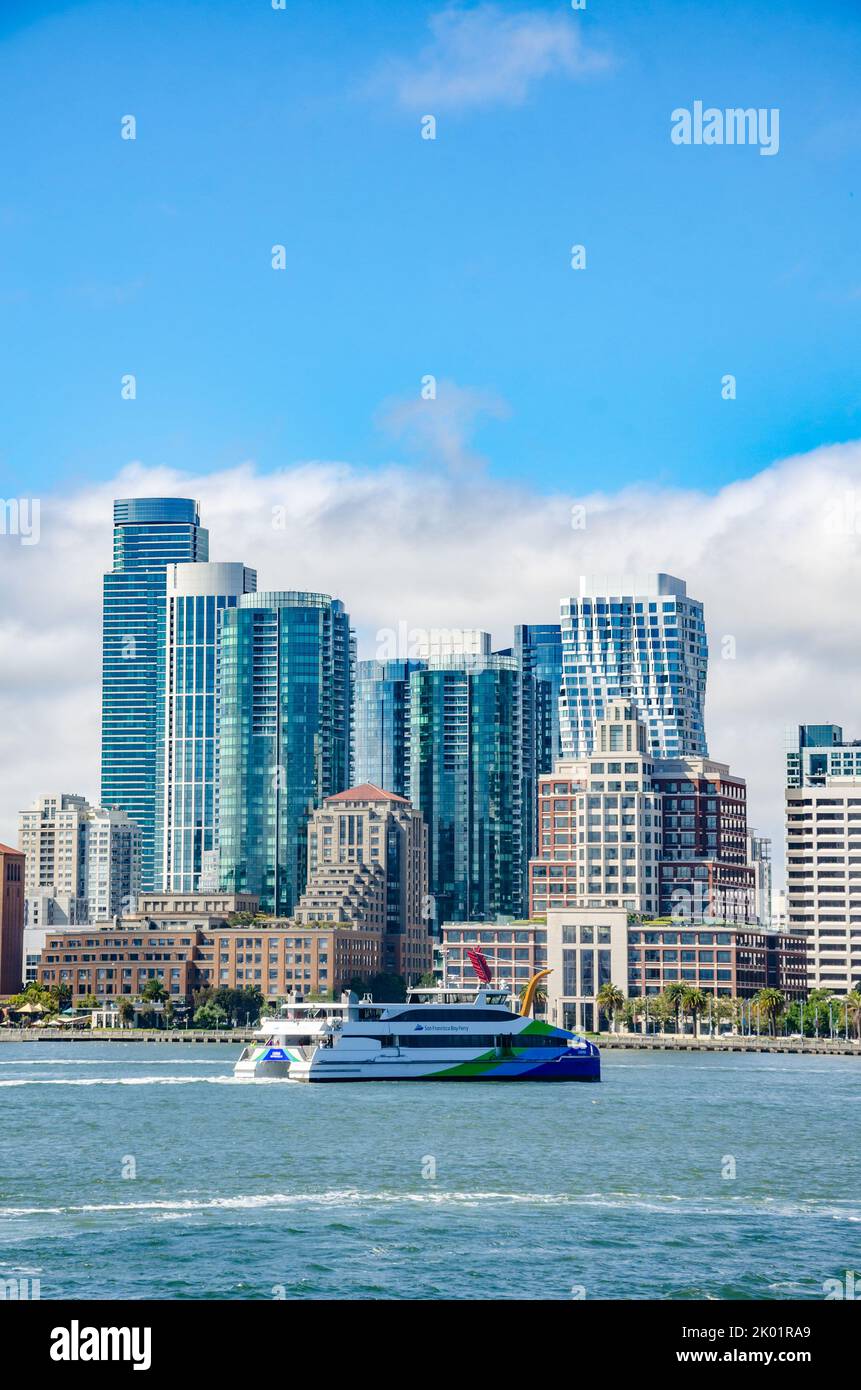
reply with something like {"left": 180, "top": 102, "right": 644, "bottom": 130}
{"left": 0, "top": 0, "right": 859, "bottom": 498}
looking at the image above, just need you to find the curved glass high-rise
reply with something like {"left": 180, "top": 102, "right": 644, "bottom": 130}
{"left": 218, "top": 592, "right": 353, "bottom": 915}
{"left": 161, "top": 561, "right": 257, "bottom": 892}
{"left": 101, "top": 498, "right": 208, "bottom": 890}
{"left": 559, "top": 574, "right": 708, "bottom": 761}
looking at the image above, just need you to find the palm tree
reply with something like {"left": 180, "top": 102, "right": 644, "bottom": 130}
{"left": 596, "top": 983, "right": 625, "bottom": 1034}
{"left": 517, "top": 980, "right": 548, "bottom": 1011}
{"left": 753, "top": 987, "right": 785, "bottom": 1037}
{"left": 844, "top": 990, "right": 861, "bottom": 1041}
{"left": 665, "top": 981, "right": 687, "bottom": 1034}
{"left": 681, "top": 987, "right": 708, "bottom": 1038}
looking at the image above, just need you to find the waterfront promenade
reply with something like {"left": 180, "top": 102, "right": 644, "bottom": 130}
{"left": 1, "top": 1028, "right": 859, "bottom": 1055}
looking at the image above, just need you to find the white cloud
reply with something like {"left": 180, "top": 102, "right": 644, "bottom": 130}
{"left": 376, "top": 3, "right": 612, "bottom": 111}
{"left": 2, "top": 433, "right": 861, "bottom": 885}
{"left": 377, "top": 378, "right": 509, "bottom": 474}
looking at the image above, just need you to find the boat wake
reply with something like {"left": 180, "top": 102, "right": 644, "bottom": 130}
{"left": 2, "top": 1190, "right": 859, "bottom": 1221}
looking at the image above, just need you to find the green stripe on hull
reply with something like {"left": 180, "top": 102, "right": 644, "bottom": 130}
{"left": 433, "top": 1050, "right": 499, "bottom": 1079}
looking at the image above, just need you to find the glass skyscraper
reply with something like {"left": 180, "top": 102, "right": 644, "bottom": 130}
{"left": 218, "top": 592, "right": 353, "bottom": 915}
{"left": 161, "top": 561, "right": 257, "bottom": 892}
{"left": 514, "top": 623, "right": 563, "bottom": 774}
{"left": 101, "top": 498, "right": 209, "bottom": 890}
{"left": 352, "top": 659, "right": 425, "bottom": 797}
{"left": 559, "top": 574, "right": 708, "bottom": 760}
{"left": 408, "top": 654, "right": 523, "bottom": 924}
{"left": 512, "top": 623, "right": 563, "bottom": 870}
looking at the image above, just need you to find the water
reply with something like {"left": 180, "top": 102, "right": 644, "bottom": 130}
{"left": 0, "top": 1044, "right": 858, "bottom": 1300}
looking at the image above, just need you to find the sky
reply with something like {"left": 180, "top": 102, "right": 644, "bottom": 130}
{"left": 1, "top": 0, "right": 860, "bottom": 877}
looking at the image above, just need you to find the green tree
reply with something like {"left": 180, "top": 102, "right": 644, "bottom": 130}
{"left": 596, "top": 982, "right": 625, "bottom": 1033}
{"left": 754, "top": 987, "right": 785, "bottom": 1036}
{"left": 140, "top": 978, "right": 168, "bottom": 1003}
{"left": 644, "top": 992, "right": 672, "bottom": 1035}
{"left": 682, "top": 987, "right": 708, "bottom": 1038}
{"left": 193, "top": 1000, "right": 229, "bottom": 1029}
{"left": 804, "top": 988, "right": 833, "bottom": 1038}
{"left": 50, "top": 982, "right": 72, "bottom": 1011}
{"left": 517, "top": 979, "right": 548, "bottom": 1012}
{"left": 208, "top": 985, "right": 266, "bottom": 1023}
{"left": 6, "top": 983, "right": 57, "bottom": 1017}
{"left": 843, "top": 990, "right": 861, "bottom": 1040}
{"left": 712, "top": 996, "right": 735, "bottom": 1036}
{"left": 621, "top": 998, "right": 641, "bottom": 1033}
{"left": 417, "top": 971, "right": 438, "bottom": 988}
{"left": 665, "top": 981, "right": 687, "bottom": 1033}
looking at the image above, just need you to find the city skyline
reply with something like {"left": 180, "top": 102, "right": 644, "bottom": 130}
{"left": 3, "top": 447, "right": 861, "bottom": 884}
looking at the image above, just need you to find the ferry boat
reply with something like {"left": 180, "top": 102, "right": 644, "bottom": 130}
{"left": 233, "top": 972, "right": 600, "bottom": 1083}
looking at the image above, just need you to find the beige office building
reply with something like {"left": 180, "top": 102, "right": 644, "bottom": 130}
{"left": 296, "top": 784, "right": 430, "bottom": 978}
{"left": 529, "top": 699, "right": 663, "bottom": 917}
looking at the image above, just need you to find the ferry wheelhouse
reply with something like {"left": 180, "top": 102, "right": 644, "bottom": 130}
{"left": 234, "top": 975, "right": 600, "bottom": 1083}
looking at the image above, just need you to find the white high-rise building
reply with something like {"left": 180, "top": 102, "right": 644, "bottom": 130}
{"left": 746, "top": 829, "right": 773, "bottom": 928}
{"left": 559, "top": 574, "right": 708, "bottom": 760}
{"left": 785, "top": 775, "right": 861, "bottom": 995}
{"left": 18, "top": 793, "right": 140, "bottom": 926}
{"left": 160, "top": 561, "right": 257, "bottom": 893}
{"left": 84, "top": 807, "right": 141, "bottom": 921}
{"left": 19, "top": 793, "right": 89, "bottom": 923}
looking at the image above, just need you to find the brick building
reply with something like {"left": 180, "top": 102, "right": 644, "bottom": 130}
{"left": 37, "top": 918, "right": 383, "bottom": 1003}
{"left": 0, "top": 843, "right": 25, "bottom": 995}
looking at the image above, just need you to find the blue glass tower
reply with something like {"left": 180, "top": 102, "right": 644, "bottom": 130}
{"left": 409, "top": 655, "right": 523, "bottom": 923}
{"left": 218, "top": 592, "right": 353, "bottom": 915}
{"left": 515, "top": 623, "right": 563, "bottom": 774}
{"left": 352, "top": 659, "right": 425, "bottom": 797}
{"left": 101, "top": 498, "right": 208, "bottom": 891}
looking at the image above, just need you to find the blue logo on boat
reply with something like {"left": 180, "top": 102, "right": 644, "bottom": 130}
{"left": 414, "top": 1024, "right": 424, "bottom": 1031}
{"left": 265, "top": 1048, "right": 287, "bottom": 1061}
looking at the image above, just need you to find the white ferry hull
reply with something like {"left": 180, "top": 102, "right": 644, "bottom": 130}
{"left": 287, "top": 1044, "right": 600, "bottom": 1083}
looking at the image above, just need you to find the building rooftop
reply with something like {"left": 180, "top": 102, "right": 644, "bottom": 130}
{"left": 324, "top": 783, "right": 410, "bottom": 805}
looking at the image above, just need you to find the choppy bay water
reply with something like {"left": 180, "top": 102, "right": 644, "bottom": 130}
{"left": 0, "top": 1043, "right": 858, "bottom": 1300}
